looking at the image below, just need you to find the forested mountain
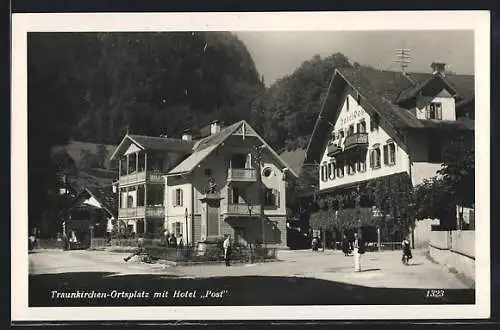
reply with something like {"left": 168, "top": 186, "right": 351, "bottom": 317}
{"left": 251, "top": 53, "right": 354, "bottom": 152}
{"left": 28, "top": 32, "right": 264, "bottom": 228}
{"left": 28, "top": 32, "right": 358, "bottom": 230}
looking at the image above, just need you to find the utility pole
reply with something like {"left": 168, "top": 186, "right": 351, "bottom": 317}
{"left": 396, "top": 48, "right": 411, "bottom": 73}
{"left": 252, "top": 145, "right": 266, "bottom": 249}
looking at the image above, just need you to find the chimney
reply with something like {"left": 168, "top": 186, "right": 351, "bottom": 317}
{"left": 181, "top": 129, "right": 193, "bottom": 141}
{"left": 210, "top": 120, "right": 221, "bottom": 135}
{"left": 431, "top": 62, "right": 446, "bottom": 76}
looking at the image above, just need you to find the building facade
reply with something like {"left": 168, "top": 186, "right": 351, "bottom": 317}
{"left": 110, "top": 120, "right": 298, "bottom": 247}
{"left": 305, "top": 63, "right": 474, "bottom": 237}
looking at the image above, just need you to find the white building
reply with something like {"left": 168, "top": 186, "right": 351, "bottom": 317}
{"left": 109, "top": 120, "right": 298, "bottom": 247}
{"left": 304, "top": 62, "right": 474, "bottom": 234}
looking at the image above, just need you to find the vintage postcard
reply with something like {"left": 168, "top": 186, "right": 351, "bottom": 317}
{"left": 11, "top": 11, "right": 490, "bottom": 321}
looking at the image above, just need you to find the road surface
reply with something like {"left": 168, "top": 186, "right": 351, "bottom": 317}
{"left": 28, "top": 248, "right": 474, "bottom": 306}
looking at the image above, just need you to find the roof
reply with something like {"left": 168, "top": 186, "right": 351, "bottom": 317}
{"left": 305, "top": 66, "right": 475, "bottom": 163}
{"left": 168, "top": 120, "right": 299, "bottom": 178}
{"left": 110, "top": 134, "right": 194, "bottom": 160}
{"left": 84, "top": 186, "right": 118, "bottom": 219}
{"left": 279, "top": 148, "right": 306, "bottom": 177}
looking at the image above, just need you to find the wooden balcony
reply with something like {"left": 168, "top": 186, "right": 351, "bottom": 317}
{"left": 227, "top": 168, "right": 257, "bottom": 183}
{"left": 224, "top": 203, "right": 261, "bottom": 216}
{"left": 118, "top": 206, "right": 164, "bottom": 219}
{"left": 119, "top": 171, "right": 164, "bottom": 186}
{"left": 327, "top": 143, "right": 342, "bottom": 157}
{"left": 344, "top": 133, "right": 369, "bottom": 151}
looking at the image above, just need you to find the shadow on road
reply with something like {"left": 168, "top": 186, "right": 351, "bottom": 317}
{"left": 29, "top": 271, "right": 475, "bottom": 307}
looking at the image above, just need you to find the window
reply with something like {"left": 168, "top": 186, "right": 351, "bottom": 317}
{"left": 357, "top": 156, "right": 367, "bottom": 172}
{"left": 357, "top": 120, "right": 367, "bottom": 133}
{"left": 204, "top": 168, "right": 213, "bottom": 176}
{"left": 173, "top": 188, "right": 183, "bottom": 207}
{"left": 264, "top": 188, "right": 280, "bottom": 207}
{"left": 426, "top": 102, "right": 442, "bottom": 120}
{"left": 337, "top": 160, "right": 345, "bottom": 177}
{"left": 262, "top": 167, "right": 273, "bottom": 178}
{"left": 127, "top": 195, "right": 133, "bottom": 208}
{"left": 346, "top": 97, "right": 350, "bottom": 111}
{"left": 383, "top": 142, "right": 396, "bottom": 165}
{"left": 230, "top": 187, "right": 240, "bottom": 204}
{"left": 348, "top": 125, "right": 355, "bottom": 136}
{"left": 321, "top": 164, "right": 327, "bottom": 182}
{"left": 370, "top": 147, "right": 381, "bottom": 169}
{"left": 231, "top": 154, "right": 247, "bottom": 168}
{"left": 328, "top": 162, "right": 336, "bottom": 180}
{"left": 173, "top": 222, "right": 182, "bottom": 237}
{"left": 339, "top": 130, "right": 345, "bottom": 139}
{"left": 370, "top": 114, "right": 380, "bottom": 132}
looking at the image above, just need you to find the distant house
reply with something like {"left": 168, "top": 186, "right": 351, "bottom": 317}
{"left": 109, "top": 120, "right": 298, "bottom": 247}
{"left": 304, "top": 62, "right": 474, "bottom": 240}
{"left": 59, "top": 186, "right": 118, "bottom": 241}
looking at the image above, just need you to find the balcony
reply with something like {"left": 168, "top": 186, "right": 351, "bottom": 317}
{"left": 200, "top": 192, "right": 223, "bottom": 202}
{"left": 344, "top": 133, "right": 369, "bottom": 151}
{"left": 224, "top": 203, "right": 262, "bottom": 216}
{"left": 119, "top": 171, "right": 164, "bottom": 186}
{"left": 326, "top": 143, "right": 342, "bottom": 157}
{"left": 227, "top": 168, "right": 257, "bottom": 183}
{"left": 118, "top": 206, "right": 164, "bottom": 219}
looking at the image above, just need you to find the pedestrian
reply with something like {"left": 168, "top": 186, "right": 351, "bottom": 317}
{"left": 223, "top": 234, "right": 232, "bottom": 266}
{"left": 401, "top": 236, "right": 413, "bottom": 265}
{"left": 169, "top": 234, "right": 177, "bottom": 248}
{"left": 311, "top": 236, "right": 319, "bottom": 251}
{"left": 342, "top": 234, "right": 350, "bottom": 256}
{"left": 353, "top": 232, "right": 365, "bottom": 272}
{"left": 124, "top": 237, "right": 144, "bottom": 262}
{"left": 178, "top": 234, "right": 184, "bottom": 249}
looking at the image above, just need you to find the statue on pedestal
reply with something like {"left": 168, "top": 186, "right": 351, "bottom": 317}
{"left": 207, "top": 176, "right": 217, "bottom": 194}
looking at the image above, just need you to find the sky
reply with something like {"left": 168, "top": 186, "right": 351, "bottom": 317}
{"left": 235, "top": 31, "right": 474, "bottom": 86}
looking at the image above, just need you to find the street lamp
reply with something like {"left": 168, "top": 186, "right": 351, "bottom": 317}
{"left": 184, "top": 208, "right": 189, "bottom": 246}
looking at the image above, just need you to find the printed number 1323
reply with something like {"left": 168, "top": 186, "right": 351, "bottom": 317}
{"left": 426, "top": 289, "right": 445, "bottom": 298}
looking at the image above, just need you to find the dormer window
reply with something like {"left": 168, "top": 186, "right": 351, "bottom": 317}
{"left": 426, "top": 102, "right": 442, "bottom": 120}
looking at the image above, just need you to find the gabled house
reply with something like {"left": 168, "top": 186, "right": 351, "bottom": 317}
{"left": 304, "top": 62, "right": 474, "bottom": 234}
{"left": 58, "top": 186, "right": 118, "bottom": 241}
{"left": 110, "top": 120, "right": 298, "bottom": 247}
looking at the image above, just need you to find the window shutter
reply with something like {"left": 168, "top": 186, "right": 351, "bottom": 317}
{"left": 383, "top": 145, "right": 388, "bottom": 165}
{"left": 436, "top": 105, "right": 442, "bottom": 120}
{"left": 274, "top": 189, "right": 280, "bottom": 207}
{"left": 227, "top": 187, "right": 233, "bottom": 204}
{"left": 180, "top": 189, "right": 183, "bottom": 206}
{"left": 369, "top": 150, "right": 374, "bottom": 168}
{"left": 172, "top": 190, "right": 176, "bottom": 206}
{"left": 425, "top": 106, "right": 430, "bottom": 119}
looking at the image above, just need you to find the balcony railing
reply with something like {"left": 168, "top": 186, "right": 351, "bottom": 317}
{"left": 344, "top": 132, "right": 369, "bottom": 150}
{"left": 224, "top": 203, "right": 261, "bottom": 216}
{"left": 119, "top": 206, "right": 164, "bottom": 219}
{"left": 327, "top": 143, "right": 342, "bottom": 157}
{"left": 145, "top": 206, "right": 165, "bottom": 218}
{"left": 227, "top": 168, "right": 257, "bottom": 183}
{"left": 119, "top": 171, "right": 164, "bottom": 185}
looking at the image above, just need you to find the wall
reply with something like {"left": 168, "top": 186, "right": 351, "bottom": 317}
{"left": 412, "top": 218, "right": 436, "bottom": 249}
{"left": 165, "top": 175, "right": 192, "bottom": 240}
{"left": 429, "top": 229, "right": 475, "bottom": 282}
{"left": 319, "top": 93, "right": 410, "bottom": 192}
{"left": 415, "top": 89, "right": 456, "bottom": 121}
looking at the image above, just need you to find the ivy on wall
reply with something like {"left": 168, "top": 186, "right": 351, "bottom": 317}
{"left": 309, "top": 172, "right": 415, "bottom": 238}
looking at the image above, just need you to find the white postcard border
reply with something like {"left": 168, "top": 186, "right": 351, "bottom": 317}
{"left": 11, "top": 11, "right": 491, "bottom": 321}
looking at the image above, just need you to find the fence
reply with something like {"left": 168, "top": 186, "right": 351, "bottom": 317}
{"left": 144, "top": 245, "right": 278, "bottom": 263}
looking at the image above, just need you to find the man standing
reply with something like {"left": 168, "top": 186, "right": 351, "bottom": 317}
{"left": 223, "top": 234, "right": 232, "bottom": 267}
{"left": 353, "top": 232, "right": 365, "bottom": 272}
